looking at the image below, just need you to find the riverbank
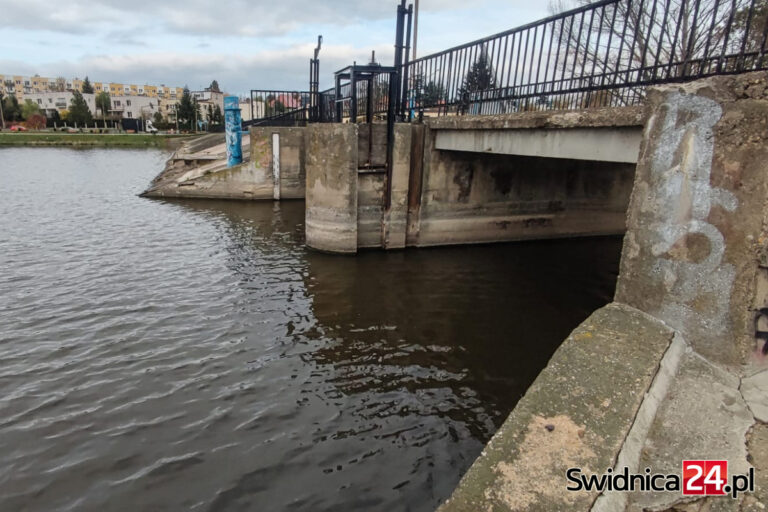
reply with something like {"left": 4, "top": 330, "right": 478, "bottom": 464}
{"left": 0, "top": 132, "right": 196, "bottom": 148}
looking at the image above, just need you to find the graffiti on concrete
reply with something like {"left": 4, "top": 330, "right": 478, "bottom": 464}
{"left": 646, "top": 92, "right": 738, "bottom": 341}
{"left": 224, "top": 95, "right": 243, "bottom": 167}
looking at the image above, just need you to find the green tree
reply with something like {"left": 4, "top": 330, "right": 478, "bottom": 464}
{"left": 68, "top": 91, "right": 93, "bottom": 125}
{"left": 2, "top": 94, "right": 22, "bottom": 123}
{"left": 458, "top": 49, "right": 496, "bottom": 114}
{"left": 411, "top": 74, "right": 447, "bottom": 107}
{"left": 176, "top": 87, "right": 197, "bottom": 130}
{"left": 95, "top": 91, "right": 111, "bottom": 125}
{"left": 81, "top": 76, "right": 94, "bottom": 94}
{"left": 153, "top": 111, "right": 164, "bottom": 125}
{"left": 209, "top": 80, "right": 220, "bottom": 92}
{"left": 22, "top": 99, "right": 40, "bottom": 120}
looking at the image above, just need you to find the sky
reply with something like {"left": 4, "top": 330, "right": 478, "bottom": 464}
{"left": 0, "top": 0, "right": 551, "bottom": 96}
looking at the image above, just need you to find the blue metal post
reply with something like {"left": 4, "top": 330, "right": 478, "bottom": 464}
{"left": 224, "top": 96, "right": 243, "bottom": 167}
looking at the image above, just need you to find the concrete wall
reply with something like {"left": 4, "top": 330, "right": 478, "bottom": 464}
{"left": 357, "top": 123, "right": 388, "bottom": 168}
{"left": 251, "top": 126, "right": 306, "bottom": 199}
{"left": 141, "top": 128, "right": 306, "bottom": 201}
{"left": 407, "top": 109, "right": 643, "bottom": 248}
{"left": 408, "top": 144, "right": 636, "bottom": 247}
{"left": 305, "top": 123, "right": 359, "bottom": 253}
{"left": 616, "top": 74, "right": 768, "bottom": 367}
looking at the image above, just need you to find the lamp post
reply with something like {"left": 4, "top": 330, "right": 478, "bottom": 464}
{"left": 413, "top": 0, "right": 419, "bottom": 60}
{"left": 0, "top": 93, "right": 5, "bottom": 130}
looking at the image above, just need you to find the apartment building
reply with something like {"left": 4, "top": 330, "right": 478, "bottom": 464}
{"left": 109, "top": 95, "right": 159, "bottom": 119}
{"left": 24, "top": 91, "right": 97, "bottom": 117}
{"left": 1, "top": 73, "right": 189, "bottom": 103}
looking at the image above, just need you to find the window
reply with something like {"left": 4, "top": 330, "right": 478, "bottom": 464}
{"left": 37, "top": 99, "right": 42, "bottom": 105}
{"left": 114, "top": 100, "right": 121, "bottom": 107}
{"left": 126, "top": 100, "right": 131, "bottom": 106}
{"left": 127, "top": 112, "right": 132, "bottom": 118}
{"left": 48, "top": 98, "right": 52, "bottom": 103}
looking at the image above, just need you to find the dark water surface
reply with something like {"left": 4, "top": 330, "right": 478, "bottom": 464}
{"left": 0, "top": 147, "right": 622, "bottom": 511}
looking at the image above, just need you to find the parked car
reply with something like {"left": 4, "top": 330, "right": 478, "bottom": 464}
{"left": 9, "top": 125, "right": 27, "bottom": 132}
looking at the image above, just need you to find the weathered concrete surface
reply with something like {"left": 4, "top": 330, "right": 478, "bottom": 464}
{"left": 435, "top": 127, "right": 642, "bottom": 163}
{"left": 742, "top": 369, "right": 768, "bottom": 423}
{"left": 383, "top": 123, "right": 414, "bottom": 249}
{"left": 592, "top": 333, "right": 688, "bottom": 512}
{"left": 305, "top": 123, "right": 359, "bottom": 253}
{"left": 425, "top": 106, "right": 644, "bottom": 131}
{"left": 358, "top": 123, "right": 388, "bottom": 168}
{"left": 140, "top": 133, "right": 269, "bottom": 200}
{"left": 141, "top": 127, "right": 307, "bottom": 201}
{"left": 616, "top": 72, "right": 768, "bottom": 367}
{"left": 357, "top": 171, "right": 385, "bottom": 248}
{"left": 251, "top": 126, "right": 306, "bottom": 199}
{"left": 626, "top": 349, "right": 754, "bottom": 511}
{"left": 410, "top": 146, "right": 635, "bottom": 247}
{"left": 438, "top": 303, "right": 674, "bottom": 512}
{"left": 747, "top": 424, "right": 768, "bottom": 508}
{"left": 403, "top": 108, "right": 643, "bottom": 249}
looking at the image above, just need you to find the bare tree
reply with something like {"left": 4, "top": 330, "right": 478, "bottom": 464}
{"left": 548, "top": 0, "right": 764, "bottom": 107}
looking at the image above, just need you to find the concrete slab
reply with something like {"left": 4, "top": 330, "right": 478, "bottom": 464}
{"left": 626, "top": 351, "right": 754, "bottom": 512}
{"left": 438, "top": 303, "right": 674, "bottom": 512}
{"left": 434, "top": 127, "right": 642, "bottom": 163}
{"left": 741, "top": 370, "right": 768, "bottom": 423}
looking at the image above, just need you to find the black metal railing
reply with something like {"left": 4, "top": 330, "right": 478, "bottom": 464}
{"left": 245, "top": 90, "right": 311, "bottom": 127}
{"left": 404, "top": 0, "right": 768, "bottom": 116}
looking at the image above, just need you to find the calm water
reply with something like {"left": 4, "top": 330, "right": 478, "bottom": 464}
{"left": 0, "top": 147, "right": 622, "bottom": 511}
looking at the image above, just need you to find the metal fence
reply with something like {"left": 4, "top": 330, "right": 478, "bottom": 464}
{"left": 403, "top": 0, "right": 768, "bottom": 116}
{"left": 246, "top": 90, "right": 312, "bottom": 127}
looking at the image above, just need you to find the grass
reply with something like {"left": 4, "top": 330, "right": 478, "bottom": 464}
{"left": 0, "top": 132, "right": 196, "bottom": 148}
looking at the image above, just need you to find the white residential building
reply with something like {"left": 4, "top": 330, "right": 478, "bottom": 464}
{"left": 108, "top": 95, "right": 159, "bottom": 119}
{"left": 24, "top": 91, "right": 97, "bottom": 117}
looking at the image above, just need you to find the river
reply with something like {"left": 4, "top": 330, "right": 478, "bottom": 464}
{"left": 0, "top": 147, "right": 622, "bottom": 511}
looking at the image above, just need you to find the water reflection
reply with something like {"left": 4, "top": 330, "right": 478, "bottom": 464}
{"left": 163, "top": 198, "right": 622, "bottom": 510}
{"left": 0, "top": 148, "right": 621, "bottom": 512}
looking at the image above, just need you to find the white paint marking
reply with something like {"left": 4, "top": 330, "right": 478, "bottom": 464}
{"left": 272, "top": 133, "right": 281, "bottom": 200}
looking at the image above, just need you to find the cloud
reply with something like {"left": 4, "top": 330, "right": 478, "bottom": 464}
{"left": 0, "top": 0, "right": 470, "bottom": 38}
{"left": 0, "top": 43, "right": 394, "bottom": 94}
{"left": 0, "top": 1, "right": 550, "bottom": 95}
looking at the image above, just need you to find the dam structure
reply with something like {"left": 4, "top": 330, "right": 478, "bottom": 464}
{"left": 140, "top": 0, "right": 768, "bottom": 509}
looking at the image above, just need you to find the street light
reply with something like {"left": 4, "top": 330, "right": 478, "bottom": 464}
{"left": 413, "top": 0, "right": 419, "bottom": 60}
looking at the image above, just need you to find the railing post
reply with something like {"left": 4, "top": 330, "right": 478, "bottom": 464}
{"left": 335, "top": 75, "right": 342, "bottom": 122}
{"left": 350, "top": 68, "right": 358, "bottom": 123}
{"left": 401, "top": 3, "right": 413, "bottom": 120}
